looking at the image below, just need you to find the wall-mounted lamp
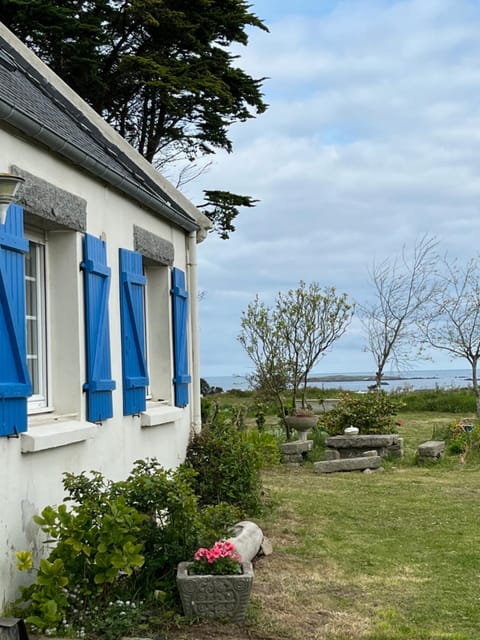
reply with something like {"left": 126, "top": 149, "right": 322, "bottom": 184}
{"left": 0, "top": 173, "right": 25, "bottom": 225}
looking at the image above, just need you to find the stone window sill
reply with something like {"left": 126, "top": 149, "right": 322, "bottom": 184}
{"left": 141, "top": 403, "right": 183, "bottom": 427}
{"left": 21, "top": 417, "right": 97, "bottom": 453}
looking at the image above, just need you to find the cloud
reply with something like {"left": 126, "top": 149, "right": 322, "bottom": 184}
{"left": 190, "top": 0, "right": 480, "bottom": 375}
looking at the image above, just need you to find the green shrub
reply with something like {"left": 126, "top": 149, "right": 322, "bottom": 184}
{"left": 185, "top": 416, "right": 264, "bottom": 517}
{"left": 305, "top": 426, "right": 329, "bottom": 462}
{"left": 13, "top": 460, "right": 240, "bottom": 637}
{"left": 118, "top": 460, "right": 205, "bottom": 595}
{"left": 396, "top": 388, "right": 476, "bottom": 413}
{"left": 444, "top": 418, "right": 480, "bottom": 459}
{"left": 242, "top": 428, "right": 282, "bottom": 467}
{"left": 323, "top": 391, "right": 400, "bottom": 435}
{"left": 14, "top": 470, "right": 146, "bottom": 635}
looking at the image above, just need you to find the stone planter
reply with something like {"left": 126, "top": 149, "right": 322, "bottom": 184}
{"left": 285, "top": 415, "right": 318, "bottom": 440}
{"left": 176, "top": 561, "right": 254, "bottom": 622}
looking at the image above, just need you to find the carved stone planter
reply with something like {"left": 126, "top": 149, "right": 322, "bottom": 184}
{"left": 285, "top": 415, "right": 318, "bottom": 440}
{"left": 176, "top": 561, "right": 254, "bottom": 622}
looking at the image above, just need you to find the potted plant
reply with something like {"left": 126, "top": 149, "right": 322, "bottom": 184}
{"left": 284, "top": 406, "right": 318, "bottom": 441}
{"left": 176, "top": 541, "right": 254, "bottom": 623}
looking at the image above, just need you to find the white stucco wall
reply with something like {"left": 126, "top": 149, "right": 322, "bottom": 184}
{"left": 0, "top": 126, "right": 198, "bottom": 609}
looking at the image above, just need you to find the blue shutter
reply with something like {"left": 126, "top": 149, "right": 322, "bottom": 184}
{"left": 0, "top": 204, "right": 31, "bottom": 436}
{"left": 119, "top": 248, "right": 148, "bottom": 415}
{"left": 171, "top": 267, "right": 191, "bottom": 407}
{"left": 81, "top": 234, "right": 116, "bottom": 422}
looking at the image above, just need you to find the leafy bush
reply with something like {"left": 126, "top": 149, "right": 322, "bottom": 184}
{"left": 444, "top": 418, "right": 480, "bottom": 459}
{"left": 323, "top": 391, "right": 400, "bottom": 435}
{"left": 306, "top": 426, "right": 329, "bottom": 462}
{"left": 14, "top": 471, "right": 145, "bottom": 635}
{"left": 13, "top": 460, "right": 240, "bottom": 637}
{"left": 185, "top": 413, "right": 264, "bottom": 517}
{"left": 118, "top": 460, "right": 212, "bottom": 595}
{"left": 242, "top": 428, "right": 281, "bottom": 467}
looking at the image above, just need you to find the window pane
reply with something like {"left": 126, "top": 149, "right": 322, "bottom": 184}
{"left": 25, "top": 239, "right": 47, "bottom": 408}
{"left": 24, "top": 250, "right": 34, "bottom": 278}
{"left": 26, "top": 317, "right": 38, "bottom": 356}
{"left": 25, "top": 278, "right": 36, "bottom": 317}
{"left": 27, "top": 356, "right": 38, "bottom": 395}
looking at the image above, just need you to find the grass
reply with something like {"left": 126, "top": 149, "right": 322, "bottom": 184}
{"left": 254, "top": 462, "right": 480, "bottom": 640}
{"left": 167, "top": 412, "right": 480, "bottom": 640}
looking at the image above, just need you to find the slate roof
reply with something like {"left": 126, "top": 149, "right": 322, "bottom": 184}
{"left": 0, "top": 29, "right": 203, "bottom": 233}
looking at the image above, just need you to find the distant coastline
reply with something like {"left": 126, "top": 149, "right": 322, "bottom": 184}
{"left": 307, "top": 373, "right": 439, "bottom": 383}
{"left": 204, "top": 369, "right": 472, "bottom": 393}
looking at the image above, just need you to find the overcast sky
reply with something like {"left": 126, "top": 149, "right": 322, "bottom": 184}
{"left": 183, "top": 0, "right": 480, "bottom": 378}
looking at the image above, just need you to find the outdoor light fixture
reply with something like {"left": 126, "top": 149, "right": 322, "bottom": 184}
{"left": 0, "top": 173, "right": 24, "bottom": 225}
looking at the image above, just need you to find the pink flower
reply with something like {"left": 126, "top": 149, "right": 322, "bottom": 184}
{"left": 194, "top": 548, "right": 208, "bottom": 561}
{"left": 191, "top": 540, "right": 242, "bottom": 575}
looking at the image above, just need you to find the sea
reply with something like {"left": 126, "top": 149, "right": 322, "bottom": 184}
{"left": 203, "top": 369, "right": 474, "bottom": 394}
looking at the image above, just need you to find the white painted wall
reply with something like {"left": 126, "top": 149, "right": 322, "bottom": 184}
{"left": 0, "top": 126, "right": 198, "bottom": 609}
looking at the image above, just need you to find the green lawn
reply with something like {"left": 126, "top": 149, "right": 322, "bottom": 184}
{"left": 256, "top": 464, "right": 480, "bottom": 639}
{"left": 168, "top": 412, "right": 480, "bottom": 640}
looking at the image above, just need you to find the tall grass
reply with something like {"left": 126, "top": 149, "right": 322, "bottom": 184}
{"left": 215, "top": 386, "right": 477, "bottom": 414}
{"left": 395, "top": 387, "right": 476, "bottom": 413}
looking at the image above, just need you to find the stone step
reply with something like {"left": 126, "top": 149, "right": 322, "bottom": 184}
{"left": 417, "top": 440, "right": 445, "bottom": 460}
{"left": 313, "top": 455, "right": 382, "bottom": 474}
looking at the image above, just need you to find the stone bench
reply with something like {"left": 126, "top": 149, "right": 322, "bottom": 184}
{"left": 417, "top": 440, "right": 445, "bottom": 461}
{"left": 314, "top": 454, "right": 382, "bottom": 474}
{"left": 325, "top": 434, "right": 403, "bottom": 459}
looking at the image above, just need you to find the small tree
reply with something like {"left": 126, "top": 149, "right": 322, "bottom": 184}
{"left": 238, "top": 281, "right": 353, "bottom": 437}
{"left": 358, "top": 236, "right": 438, "bottom": 389}
{"left": 238, "top": 294, "right": 291, "bottom": 421}
{"left": 420, "top": 256, "right": 480, "bottom": 416}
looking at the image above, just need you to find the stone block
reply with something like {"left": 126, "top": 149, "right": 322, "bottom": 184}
{"left": 281, "top": 440, "right": 313, "bottom": 455}
{"left": 313, "top": 455, "right": 382, "bottom": 474}
{"left": 324, "top": 448, "right": 340, "bottom": 460}
{"left": 326, "top": 434, "right": 399, "bottom": 448}
{"left": 359, "top": 450, "right": 378, "bottom": 457}
{"left": 418, "top": 440, "right": 445, "bottom": 460}
{"left": 260, "top": 537, "right": 273, "bottom": 556}
{"left": 226, "top": 521, "right": 263, "bottom": 563}
{"left": 388, "top": 439, "right": 404, "bottom": 459}
{"left": 325, "top": 434, "right": 403, "bottom": 460}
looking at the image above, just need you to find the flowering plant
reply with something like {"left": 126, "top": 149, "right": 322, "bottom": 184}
{"left": 188, "top": 540, "right": 242, "bottom": 575}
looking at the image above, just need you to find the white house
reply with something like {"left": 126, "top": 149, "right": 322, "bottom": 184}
{"left": 0, "top": 23, "right": 211, "bottom": 609}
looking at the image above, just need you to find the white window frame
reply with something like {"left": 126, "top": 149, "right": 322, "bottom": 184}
{"left": 25, "top": 228, "right": 48, "bottom": 412}
{"left": 143, "top": 263, "right": 174, "bottom": 405}
{"left": 143, "top": 265, "right": 152, "bottom": 401}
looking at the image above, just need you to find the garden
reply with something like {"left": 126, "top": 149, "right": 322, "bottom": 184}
{"left": 9, "top": 385, "right": 480, "bottom": 640}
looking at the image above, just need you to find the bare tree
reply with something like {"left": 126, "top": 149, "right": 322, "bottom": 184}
{"left": 358, "top": 236, "right": 438, "bottom": 389}
{"left": 238, "top": 294, "right": 291, "bottom": 425}
{"left": 238, "top": 282, "right": 353, "bottom": 438}
{"left": 420, "top": 256, "right": 480, "bottom": 415}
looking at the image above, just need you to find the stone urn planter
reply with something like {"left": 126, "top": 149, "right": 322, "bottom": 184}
{"left": 176, "top": 561, "right": 254, "bottom": 622}
{"left": 284, "top": 414, "right": 318, "bottom": 440}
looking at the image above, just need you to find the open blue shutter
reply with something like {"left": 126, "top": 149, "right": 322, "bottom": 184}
{"left": 119, "top": 248, "right": 148, "bottom": 415}
{"left": 171, "top": 267, "right": 191, "bottom": 407}
{"left": 0, "top": 204, "right": 31, "bottom": 436}
{"left": 81, "top": 234, "right": 116, "bottom": 422}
